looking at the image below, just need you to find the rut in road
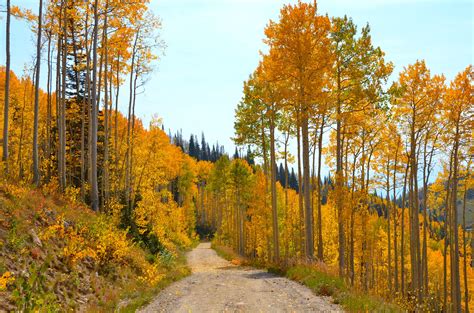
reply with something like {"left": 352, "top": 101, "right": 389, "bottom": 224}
{"left": 139, "top": 242, "right": 342, "bottom": 313}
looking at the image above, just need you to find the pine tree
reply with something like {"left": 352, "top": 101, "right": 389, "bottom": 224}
{"left": 206, "top": 143, "right": 211, "bottom": 162}
{"left": 278, "top": 163, "right": 285, "bottom": 186}
{"left": 245, "top": 146, "right": 254, "bottom": 165}
{"left": 194, "top": 135, "right": 201, "bottom": 160}
{"left": 233, "top": 147, "right": 240, "bottom": 159}
{"left": 211, "top": 145, "right": 216, "bottom": 162}
{"left": 290, "top": 168, "right": 298, "bottom": 191}
{"left": 201, "top": 133, "right": 208, "bottom": 161}
{"left": 189, "top": 135, "right": 196, "bottom": 158}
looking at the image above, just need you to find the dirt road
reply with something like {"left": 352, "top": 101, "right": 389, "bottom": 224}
{"left": 139, "top": 242, "right": 342, "bottom": 313}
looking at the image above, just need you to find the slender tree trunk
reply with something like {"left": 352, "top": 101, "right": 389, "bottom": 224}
{"left": 393, "top": 142, "right": 399, "bottom": 293}
{"left": 55, "top": 16, "right": 62, "bottom": 186}
{"left": 129, "top": 72, "right": 138, "bottom": 212}
{"left": 3, "top": 0, "right": 11, "bottom": 174}
{"left": 108, "top": 69, "right": 113, "bottom": 171}
{"left": 360, "top": 135, "right": 367, "bottom": 291}
{"left": 363, "top": 149, "right": 374, "bottom": 291}
{"left": 409, "top": 153, "right": 416, "bottom": 297}
{"left": 59, "top": 1, "right": 67, "bottom": 190}
{"left": 444, "top": 149, "right": 453, "bottom": 311}
{"left": 311, "top": 128, "right": 317, "bottom": 254}
{"left": 46, "top": 34, "right": 52, "bottom": 181}
{"left": 71, "top": 23, "right": 84, "bottom": 192}
{"left": 90, "top": 0, "right": 100, "bottom": 211}
{"left": 103, "top": 4, "right": 110, "bottom": 206}
{"left": 409, "top": 110, "right": 421, "bottom": 300}
{"left": 269, "top": 110, "right": 279, "bottom": 262}
{"left": 284, "top": 130, "right": 290, "bottom": 262}
{"left": 296, "top": 112, "right": 304, "bottom": 256}
{"left": 114, "top": 54, "right": 120, "bottom": 173}
{"left": 336, "top": 84, "right": 345, "bottom": 276}
{"left": 80, "top": 42, "right": 87, "bottom": 200}
{"left": 462, "top": 161, "right": 470, "bottom": 313}
{"left": 366, "top": 150, "right": 373, "bottom": 191}
{"left": 32, "top": 0, "right": 43, "bottom": 186}
{"left": 401, "top": 159, "right": 409, "bottom": 296}
{"left": 17, "top": 82, "right": 29, "bottom": 179}
{"left": 421, "top": 131, "right": 435, "bottom": 296}
{"left": 302, "top": 110, "right": 313, "bottom": 259}
{"left": 349, "top": 151, "right": 357, "bottom": 286}
{"left": 386, "top": 155, "right": 392, "bottom": 294}
{"left": 450, "top": 124, "right": 461, "bottom": 312}
{"left": 84, "top": 7, "right": 91, "bottom": 198}
{"left": 260, "top": 113, "right": 271, "bottom": 260}
{"left": 125, "top": 31, "right": 138, "bottom": 219}
{"left": 317, "top": 116, "right": 325, "bottom": 260}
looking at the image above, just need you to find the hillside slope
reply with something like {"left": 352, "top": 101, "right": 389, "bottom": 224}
{"left": 0, "top": 182, "right": 190, "bottom": 311}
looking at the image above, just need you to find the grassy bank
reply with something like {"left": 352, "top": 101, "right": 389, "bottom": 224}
{"left": 286, "top": 265, "right": 400, "bottom": 312}
{"left": 211, "top": 241, "right": 400, "bottom": 312}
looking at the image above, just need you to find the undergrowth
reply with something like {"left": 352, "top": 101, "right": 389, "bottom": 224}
{"left": 0, "top": 182, "right": 193, "bottom": 311}
{"left": 286, "top": 265, "right": 401, "bottom": 312}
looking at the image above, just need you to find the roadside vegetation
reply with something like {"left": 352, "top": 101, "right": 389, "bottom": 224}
{"left": 0, "top": 182, "right": 192, "bottom": 311}
{"left": 212, "top": 241, "right": 401, "bottom": 312}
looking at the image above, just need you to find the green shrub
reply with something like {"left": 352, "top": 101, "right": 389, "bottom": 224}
{"left": 12, "top": 260, "right": 60, "bottom": 312}
{"left": 158, "top": 250, "right": 175, "bottom": 267}
{"left": 6, "top": 219, "right": 27, "bottom": 251}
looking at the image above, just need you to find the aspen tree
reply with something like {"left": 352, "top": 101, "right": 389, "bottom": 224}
{"left": 3, "top": 0, "right": 11, "bottom": 174}
{"left": 442, "top": 66, "right": 473, "bottom": 312}
{"left": 263, "top": 1, "right": 331, "bottom": 259}
{"left": 32, "top": 0, "right": 44, "bottom": 186}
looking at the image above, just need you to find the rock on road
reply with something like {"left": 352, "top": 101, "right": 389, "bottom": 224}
{"left": 139, "top": 242, "right": 342, "bottom": 313}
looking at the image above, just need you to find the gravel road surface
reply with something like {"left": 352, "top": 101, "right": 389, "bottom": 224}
{"left": 139, "top": 242, "right": 342, "bottom": 313}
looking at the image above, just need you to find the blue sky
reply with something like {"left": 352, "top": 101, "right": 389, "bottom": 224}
{"left": 1, "top": 0, "right": 472, "bottom": 156}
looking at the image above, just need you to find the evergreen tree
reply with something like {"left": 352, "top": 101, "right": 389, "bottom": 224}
{"left": 233, "top": 147, "right": 240, "bottom": 159}
{"left": 215, "top": 142, "right": 223, "bottom": 161}
{"left": 278, "top": 163, "right": 285, "bottom": 186}
{"left": 194, "top": 135, "right": 201, "bottom": 160}
{"left": 201, "top": 133, "right": 208, "bottom": 161}
{"left": 189, "top": 134, "right": 196, "bottom": 158}
{"left": 206, "top": 143, "right": 211, "bottom": 162}
{"left": 245, "top": 146, "right": 255, "bottom": 165}
{"left": 326, "top": 174, "right": 333, "bottom": 187}
{"left": 290, "top": 168, "right": 298, "bottom": 191}
{"left": 211, "top": 145, "right": 217, "bottom": 162}
{"left": 168, "top": 130, "right": 226, "bottom": 163}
